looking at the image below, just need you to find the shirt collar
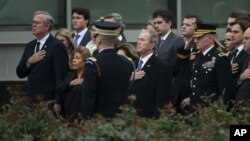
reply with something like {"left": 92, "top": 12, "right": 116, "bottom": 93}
{"left": 37, "top": 33, "right": 50, "bottom": 45}
{"left": 139, "top": 52, "right": 153, "bottom": 68}
{"left": 75, "top": 28, "right": 88, "bottom": 37}
{"left": 236, "top": 44, "right": 244, "bottom": 53}
{"left": 161, "top": 30, "right": 171, "bottom": 41}
{"left": 203, "top": 45, "right": 215, "bottom": 56}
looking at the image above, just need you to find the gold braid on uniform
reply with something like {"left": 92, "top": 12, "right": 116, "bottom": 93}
{"left": 87, "top": 57, "right": 101, "bottom": 76}
{"left": 177, "top": 53, "right": 190, "bottom": 59}
{"left": 218, "top": 52, "right": 227, "bottom": 57}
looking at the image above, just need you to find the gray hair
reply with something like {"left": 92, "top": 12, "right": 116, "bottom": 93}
{"left": 104, "top": 13, "right": 125, "bottom": 32}
{"left": 104, "top": 13, "right": 124, "bottom": 25}
{"left": 34, "top": 11, "right": 54, "bottom": 31}
{"left": 140, "top": 29, "right": 158, "bottom": 47}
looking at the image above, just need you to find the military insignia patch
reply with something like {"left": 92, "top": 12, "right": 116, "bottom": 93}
{"left": 202, "top": 57, "right": 216, "bottom": 71}
{"left": 218, "top": 53, "right": 227, "bottom": 57}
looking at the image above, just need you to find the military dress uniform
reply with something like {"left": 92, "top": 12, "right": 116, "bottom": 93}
{"left": 172, "top": 40, "right": 199, "bottom": 112}
{"left": 190, "top": 46, "right": 235, "bottom": 108}
{"left": 81, "top": 22, "right": 133, "bottom": 118}
{"left": 189, "top": 23, "right": 235, "bottom": 111}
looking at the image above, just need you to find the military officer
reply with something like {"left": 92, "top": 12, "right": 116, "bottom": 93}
{"left": 181, "top": 23, "right": 235, "bottom": 112}
{"left": 81, "top": 21, "right": 133, "bottom": 118}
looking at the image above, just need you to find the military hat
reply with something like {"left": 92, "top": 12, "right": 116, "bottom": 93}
{"left": 194, "top": 23, "right": 217, "bottom": 38}
{"left": 93, "top": 21, "right": 120, "bottom": 36}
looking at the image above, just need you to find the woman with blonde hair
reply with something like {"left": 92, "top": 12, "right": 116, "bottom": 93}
{"left": 57, "top": 47, "right": 91, "bottom": 118}
{"left": 55, "top": 28, "right": 75, "bottom": 60}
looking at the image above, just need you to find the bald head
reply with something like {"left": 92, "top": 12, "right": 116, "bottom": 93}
{"left": 243, "top": 27, "right": 250, "bottom": 54}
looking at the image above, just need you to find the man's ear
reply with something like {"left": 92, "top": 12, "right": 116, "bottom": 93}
{"left": 149, "top": 42, "right": 156, "bottom": 50}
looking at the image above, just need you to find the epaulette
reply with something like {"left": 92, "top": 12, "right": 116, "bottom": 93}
{"left": 177, "top": 53, "right": 190, "bottom": 60}
{"left": 218, "top": 52, "right": 227, "bottom": 57}
{"left": 86, "top": 57, "right": 101, "bottom": 76}
{"left": 87, "top": 57, "right": 97, "bottom": 62}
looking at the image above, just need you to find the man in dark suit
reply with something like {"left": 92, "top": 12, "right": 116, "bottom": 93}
{"left": 237, "top": 27, "right": 250, "bottom": 100}
{"left": 181, "top": 23, "right": 235, "bottom": 112}
{"left": 72, "top": 7, "right": 91, "bottom": 47}
{"left": 228, "top": 20, "right": 250, "bottom": 88}
{"left": 16, "top": 11, "right": 70, "bottom": 110}
{"left": 128, "top": 30, "right": 173, "bottom": 118}
{"left": 152, "top": 8, "right": 184, "bottom": 68}
{"left": 81, "top": 21, "right": 133, "bottom": 118}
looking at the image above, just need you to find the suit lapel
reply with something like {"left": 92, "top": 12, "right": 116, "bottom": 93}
{"left": 142, "top": 55, "right": 155, "bottom": 71}
{"left": 157, "top": 32, "right": 174, "bottom": 54}
{"left": 41, "top": 34, "right": 53, "bottom": 51}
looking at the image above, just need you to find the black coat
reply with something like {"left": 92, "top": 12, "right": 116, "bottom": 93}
{"left": 16, "top": 34, "right": 70, "bottom": 103}
{"left": 228, "top": 49, "right": 249, "bottom": 87}
{"left": 129, "top": 55, "right": 172, "bottom": 118}
{"left": 190, "top": 46, "right": 235, "bottom": 109}
{"left": 57, "top": 71, "right": 82, "bottom": 117}
{"left": 236, "top": 56, "right": 250, "bottom": 100}
{"left": 172, "top": 45, "right": 198, "bottom": 109}
{"left": 81, "top": 48, "right": 133, "bottom": 118}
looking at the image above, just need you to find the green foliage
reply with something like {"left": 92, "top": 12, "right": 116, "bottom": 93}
{"left": 0, "top": 97, "right": 250, "bottom": 141}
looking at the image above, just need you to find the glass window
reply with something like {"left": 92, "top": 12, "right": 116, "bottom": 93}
{"left": 0, "top": 0, "right": 66, "bottom": 31}
{"left": 71, "top": 0, "right": 175, "bottom": 29}
{"left": 181, "top": 0, "right": 250, "bottom": 27}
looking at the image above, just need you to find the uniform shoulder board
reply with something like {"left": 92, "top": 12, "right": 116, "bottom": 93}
{"left": 87, "top": 57, "right": 97, "bottom": 62}
{"left": 126, "top": 57, "right": 132, "bottom": 62}
{"left": 218, "top": 52, "right": 227, "bottom": 57}
{"left": 86, "top": 57, "right": 100, "bottom": 76}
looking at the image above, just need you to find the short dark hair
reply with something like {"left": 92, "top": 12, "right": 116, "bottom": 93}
{"left": 231, "top": 19, "right": 250, "bottom": 32}
{"left": 229, "top": 11, "right": 244, "bottom": 18}
{"left": 152, "top": 8, "right": 174, "bottom": 23}
{"left": 184, "top": 14, "right": 203, "bottom": 24}
{"left": 72, "top": 7, "right": 90, "bottom": 25}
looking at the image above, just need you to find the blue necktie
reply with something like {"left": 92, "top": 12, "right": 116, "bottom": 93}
{"left": 73, "top": 34, "right": 80, "bottom": 46}
{"left": 137, "top": 60, "right": 143, "bottom": 70}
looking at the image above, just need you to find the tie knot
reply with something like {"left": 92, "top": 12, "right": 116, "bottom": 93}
{"left": 138, "top": 60, "right": 143, "bottom": 70}
{"left": 35, "top": 41, "right": 41, "bottom": 52}
{"left": 234, "top": 49, "right": 239, "bottom": 55}
{"left": 73, "top": 34, "right": 80, "bottom": 46}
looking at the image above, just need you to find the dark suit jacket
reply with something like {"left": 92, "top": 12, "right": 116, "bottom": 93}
{"left": 190, "top": 46, "right": 235, "bottom": 109}
{"left": 155, "top": 32, "right": 185, "bottom": 68}
{"left": 228, "top": 49, "right": 249, "bottom": 87}
{"left": 72, "top": 29, "right": 91, "bottom": 46}
{"left": 16, "top": 34, "right": 70, "bottom": 103}
{"left": 81, "top": 48, "right": 133, "bottom": 118}
{"left": 236, "top": 56, "right": 250, "bottom": 100}
{"left": 129, "top": 54, "right": 172, "bottom": 118}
